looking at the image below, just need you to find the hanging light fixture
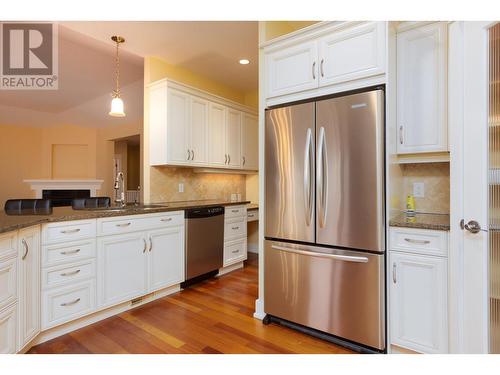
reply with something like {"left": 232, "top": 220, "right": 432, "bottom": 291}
{"left": 109, "top": 35, "right": 126, "bottom": 117}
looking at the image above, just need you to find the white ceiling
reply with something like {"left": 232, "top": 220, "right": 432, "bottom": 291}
{"left": 60, "top": 21, "right": 259, "bottom": 92}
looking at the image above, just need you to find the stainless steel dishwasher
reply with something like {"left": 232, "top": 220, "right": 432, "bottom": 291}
{"left": 181, "top": 206, "right": 224, "bottom": 288}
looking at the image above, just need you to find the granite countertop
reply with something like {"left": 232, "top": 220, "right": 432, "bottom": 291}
{"left": 0, "top": 199, "right": 251, "bottom": 235}
{"left": 389, "top": 212, "right": 450, "bottom": 231}
{"left": 247, "top": 203, "right": 259, "bottom": 210}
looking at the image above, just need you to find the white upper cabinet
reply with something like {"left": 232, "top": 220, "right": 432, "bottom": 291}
{"left": 242, "top": 113, "right": 259, "bottom": 170}
{"left": 208, "top": 102, "right": 227, "bottom": 166}
{"left": 318, "top": 22, "right": 386, "bottom": 86}
{"left": 167, "top": 88, "right": 191, "bottom": 164}
{"left": 397, "top": 22, "right": 448, "bottom": 154}
{"left": 226, "top": 109, "right": 242, "bottom": 168}
{"left": 190, "top": 96, "right": 209, "bottom": 165}
{"left": 264, "top": 22, "right": 387, "bottom": 103}
{"left": 265, "top": 40, "right": 319, "bottom": 98}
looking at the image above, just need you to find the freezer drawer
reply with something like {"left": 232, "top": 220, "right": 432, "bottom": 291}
{"left": 264, "top": 240, "right": 385, "bottom": 350}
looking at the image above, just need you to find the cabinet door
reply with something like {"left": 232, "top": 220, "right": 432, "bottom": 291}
{"left": 147, "top": 227, "right": 184, "bottom": 292}
{"left": 397, "top": 23, "right": 448, "bottom": 154}
{"left": 242, "top": 113, "right": 259, "bottom": 170}
{"left": 17, "top": 226, "right": 40, "bottom": 350}
{"left": 390, "top": 252, "right": 448, "bottom": 353}
{"left": 266, "top": 40, "right": 318, "bottom": 98}
{"left": 0, "top": 304, "right": 17, "bottom": 354}
{"left": 190, "top": 96, "right": 209, "bottom": 165}
{"left": 318, "top": 22, "right": 386, "bottom": 86}
{"left": 167, "top": 88, "right": 191, "bottom": 164}
{"left": 208, "top": 102, "right": 227, "bottom": 166}
{"left": 97, "top": 232, "right": 148, "bottom": 308}
{"left": 148, "top": 81, "right": 168, "bottom": 166}
{"left": 226, "top": 109, "right": 242, "bottom": 168}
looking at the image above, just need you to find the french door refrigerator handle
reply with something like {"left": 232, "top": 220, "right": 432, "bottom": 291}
{"left": 317, "top": 126, "right": 327, "bottom": 228}
{"left": 303, "top": 128, "right": 313, "bottom": 226}
{"left": 271, "top": 245, "right": 369, "bottom": 263}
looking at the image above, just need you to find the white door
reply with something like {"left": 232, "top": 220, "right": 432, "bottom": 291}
{"left": 242, "top": 113, "right": 259, "bottom": 170}
{"left": 450, "top": 21, "right": 492, "bottom": 354}
{"left": 397, "top": 22, "right": 448, "bottom": 154}
{"left": 318, "top": 22, "right": 386, "bottom": 87}
{"left": 0, "top": 304, "right": 17, "bottom": 354}
{"left": 147, "top": 227, "right": 184, "bottom": 292}
{"left": 97, "top": 232, "right": 148, "bottom": 308}
{"left": 208, "top": 102, "right": 227, "bottom": 166}
{"left": 226, "top": 109, "right": 242, "bottom": 168}
{"left": 167, "top": 88, "right": 190, "bottom": 165}
{"left": 390, "top": 252, "right": 448, "bottom": 354}
{"left": 265, "top": 40, "right": 318, "bottom": 98}
{"left": 17, "top": 226, "right": 40, "bottom": 350}
{"left": 190, "top": 96, "right": 209, "bottom": 165}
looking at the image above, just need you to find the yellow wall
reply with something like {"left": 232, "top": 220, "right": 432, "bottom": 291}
{"left": 143, "top": 56, "right": 258, "bottom": 204}
{"left": 262, "top": 21, "right": 319, "bottom": 42}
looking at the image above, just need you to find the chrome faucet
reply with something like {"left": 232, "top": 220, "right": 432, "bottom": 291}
{"left": 114, "top": 171, "right": 126, "bottom": 206}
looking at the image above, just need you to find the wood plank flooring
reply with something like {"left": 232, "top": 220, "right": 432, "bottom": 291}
{"left": 28, "top": 254, "right": 353, "bottom": 354}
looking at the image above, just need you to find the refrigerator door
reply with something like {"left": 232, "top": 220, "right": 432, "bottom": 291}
{"left": 265, "top": 103, "right": 316, "bottom": 243}
{"left": 264, "top": 239, "right": 386, "bottom": 350}
{"left": 316, "top": 90, "right": 385, "bottom": 252}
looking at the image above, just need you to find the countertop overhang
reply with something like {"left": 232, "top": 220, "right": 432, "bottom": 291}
{"left": 389, "top": 212, "right": 450, "bottom": 231}
{"left": 0, "top": 200, "right": 251, "bottom": 235}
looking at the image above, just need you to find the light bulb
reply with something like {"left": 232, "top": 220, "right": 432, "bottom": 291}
{"left": 109, "top": 97, "right": 125, "bottom": 117}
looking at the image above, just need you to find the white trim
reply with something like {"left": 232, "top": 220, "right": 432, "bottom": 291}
{"left": 24, "top": 179, "right": 103, "bottom": 198}
{"left": 253, "top": 298, "right": 265, "bottom": 320}
{"left": 217, "top": 261, "right": 244, "bottom": 276}
{"left": 395, "top": 153, "right": 450, "bottom": 164}
{"left": 396, "top": 21, "right": 442, "bottom": 34}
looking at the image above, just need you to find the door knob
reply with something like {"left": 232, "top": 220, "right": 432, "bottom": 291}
{"left": 460, "top": 219, "right": 485, "bottom": 234}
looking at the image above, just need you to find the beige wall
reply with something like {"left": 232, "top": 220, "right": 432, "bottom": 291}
{"left": 143, "top": 56, "right": 258, "bottom": 204}
{"left": 0, "top": 123, "right": 142, "bottom": 207}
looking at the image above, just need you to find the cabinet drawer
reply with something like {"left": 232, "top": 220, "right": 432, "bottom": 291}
{"left": 42, "top": 219, "right": 96, "bottom": 245}
{"left": 224, "top": 238, "right": 247, "bottom": 267}
{"left": 42, "top": 239, "right": 96, "bottom": 267}
{"left": 390, "top": 227, "right": 448, "bottom": 257}
{"left": 0, "top": 232, "right": 17, "bottom": 261}
{"left": 247, "top": 209, "right": 258, "bottom": 222}
{"left": 224, "top": 217, "right": 247, "bottom": 241}
{"left": 42, "top": 280, "right": 96, "bottom": 329}
{"left": 97, "top": 211, "right": 184, "bottom": 236}
{"left": 42, "top": 259, "right": 96, "bottom": 290}
{"left": 225, "top": 205, "right": 247, "bottom": 219}
{"left": 0, "top": 258, "right": 17, "bottom": 308}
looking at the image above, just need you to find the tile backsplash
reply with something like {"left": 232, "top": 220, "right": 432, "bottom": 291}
{"left": 149, "top": 166, "right": 246, "bottom": 203}
{"left": 401, "top": 162, "right": 450, "bottom": 214}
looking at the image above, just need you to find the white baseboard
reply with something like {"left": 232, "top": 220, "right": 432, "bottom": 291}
{"left": 247, "top": 244, "right": 259, "bottom": 254}
{"left": 31, "top": 284, "right": 180, "bottom": 347}
{"left": 218, "top": 261, "right": 244, "bottom": 276}
{"left": 253, "top": 298, "right": 265, "bottom": 320}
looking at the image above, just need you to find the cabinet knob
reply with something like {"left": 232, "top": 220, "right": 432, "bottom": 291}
{"left": 399, "top": 125, "right": 404, "bottom": 144}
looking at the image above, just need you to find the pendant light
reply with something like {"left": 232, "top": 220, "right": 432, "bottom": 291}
{"left": 109, "top": 35, "right": 126, "bottom": 117}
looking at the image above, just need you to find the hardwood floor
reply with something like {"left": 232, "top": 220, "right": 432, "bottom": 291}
{"left": 28, "top": 254, "right": 353, "bottom": 354}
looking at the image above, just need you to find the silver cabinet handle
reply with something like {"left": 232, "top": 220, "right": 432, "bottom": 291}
{"left": 312, "top": 61, "right": 316, "bottom": 79}
{"left": 60, "top": 269, "right": 81, "bottom": 277}
{"left": 232, "top": 226, "right": 240, "bottom": 230}
{"left": 462, "top": 220, "right": 485, "bottom": 234}
{"left": 149, "top": 237, "right": 153, "bottom": 252}
{"left": 231, "top": 209, "right": 239, "bottom": 213}
{"left": 271, "top": 245, "right": 368, "bottom": 263}
{"left": 21, "top": 238, "right": 28, "bottom": 260}
{"left": 320, "top": 59, "right": 324, "bottom": 77}
{"left": 404, "top": 238, "right": 431, "bottom": 245}
{"left": 116, "top": 222, "right": 131, "bottom": 227}
{"left": 61, "top": 228, "right": 80, "bottom": 234}
{"left": 60, "top": 248, "right": 80, "bottom": 255}
{"left": 393, "top": 263, "right": 397, "bottom": 283}
{"left": 143, "top": 238, "right": 147, "bottom": 253}
{"left": 228, "top": 154, "right": 231, "bottom": 164}
{"left": 191, "top": 149, "right": 195, "bottom": 160}
{"left": 187, "top": 149, "right": 191, "bottom": 160}
{"left": 231, "top": 249, "right": 240, "bottom": 254}
{"left": 399, "top": 125, "right": 403, "bottom": 144}
{"left": 317, "top": 126, "right": 328, "bottom": 228}
{"left": 303, "top": 128, "right": 314, "bottom": 226}
{"left": 242, "top": 156, "right": 246, "bottom": 166}
{"left": 60, "top": 298, "right": 80, "bottom": 307}
{"left": 161, "top": 217, "right": 172, "bottom": 222}
{"left": 225, "top": 154, "right": 228, "bottom": 164}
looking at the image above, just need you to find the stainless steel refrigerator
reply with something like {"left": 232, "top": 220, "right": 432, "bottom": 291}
{"left": 264, "top": 88, "right": 385, "bottom": 351}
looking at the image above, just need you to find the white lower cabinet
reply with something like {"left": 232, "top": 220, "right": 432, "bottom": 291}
{"left": 390, "top": 251, "right": 448, "bottom": 354}
{"left": 148, "top": 227, "right": 184, "bottom": 292}
{"left": 223, "top": 205, "right": 247, "bottom": 267}
{"left": 97, "top": 232, "right": 148, "bottom": 308}
{"left": 17, "top": 226, "right": 40, "bottom": 351}
{"left": 0, "top": 303, "right": 17, "bottom": 354}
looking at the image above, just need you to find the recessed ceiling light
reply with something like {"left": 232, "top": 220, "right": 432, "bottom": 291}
{"left": 239, "top": 59, "right": 250, "bottom": 65}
